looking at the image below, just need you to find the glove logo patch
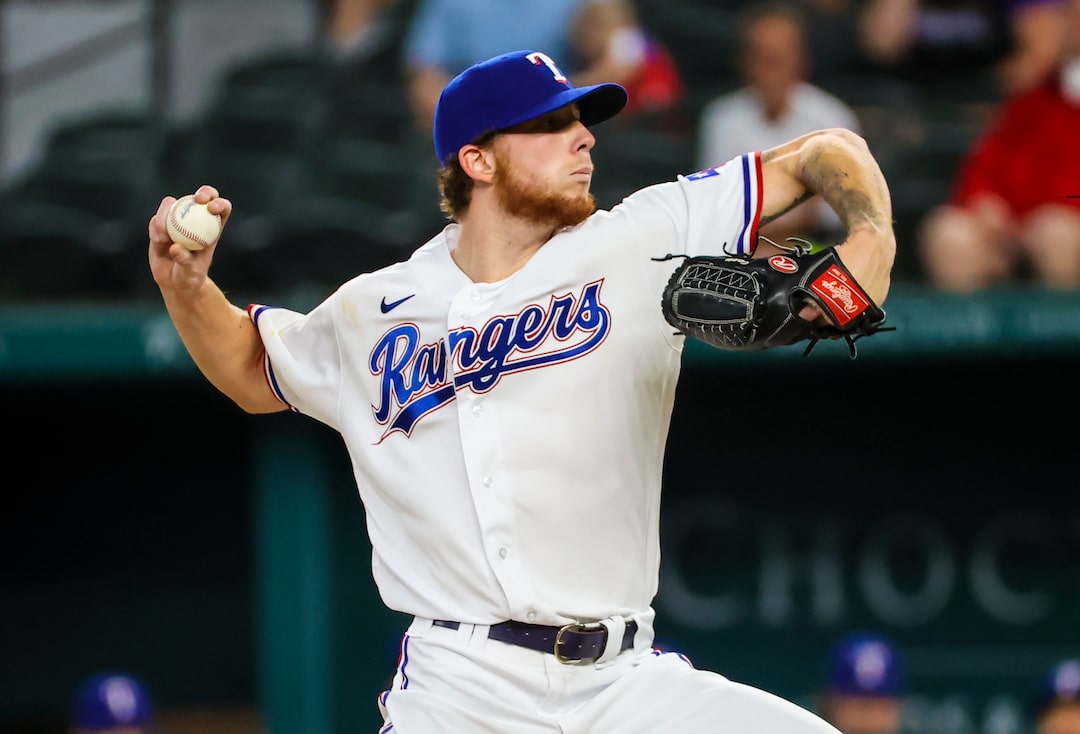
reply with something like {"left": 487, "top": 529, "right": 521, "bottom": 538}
{"left": 810, "top": 265, "right": 870, "bottom": 325}
{"left": 768, "top": 255, "right": 799, "bottom": 273}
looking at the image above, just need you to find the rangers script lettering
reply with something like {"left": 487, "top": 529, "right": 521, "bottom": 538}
{"left": 371, "top": 281, "right": 611, "bottom": 438}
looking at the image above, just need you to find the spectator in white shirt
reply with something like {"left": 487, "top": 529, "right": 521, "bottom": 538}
{"left": 696, "top": 2, "right": 861, "bottom": 245}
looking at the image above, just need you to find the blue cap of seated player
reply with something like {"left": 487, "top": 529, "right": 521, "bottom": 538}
{"left": 72, "top": 672, "right": 155, "bottom": 732}
{"left": 1033, "top": 658, "right": 1080, "bottom": 718}
{"left": 826, "top": 632, "right": 903, "bottom": 697}
{"left": 432, "top": 49, "right": 628, "bottom": 165}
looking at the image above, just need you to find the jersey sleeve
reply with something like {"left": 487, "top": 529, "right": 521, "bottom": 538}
{"left": 605, "top": 149, "right": 765, "bottom": 267}
{"left": 680, "top": 151, "right": 764, "bottom": 257}
{"left": 248, "top": 297, "right": 345, "bottom": 432}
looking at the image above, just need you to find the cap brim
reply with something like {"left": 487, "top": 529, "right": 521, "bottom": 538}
{"left": 500, "top": 82, "right": 628, "bottom": 132}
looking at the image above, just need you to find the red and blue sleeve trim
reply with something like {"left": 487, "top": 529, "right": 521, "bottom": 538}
{"left": 734, "top": 151, "right": 763, "bottom": 256}
{"left": 248, "top": 303, "right": 296, "bottom": 411}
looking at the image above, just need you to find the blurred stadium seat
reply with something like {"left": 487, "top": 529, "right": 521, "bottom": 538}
{"left": 217, "top": 46, "right": 335, "bottom": 97}
{"left": 167, "top": 148, "right": 310, "bottom": 254}
{"left": 195, "top": 83, "right": 328, "bottom": 159}
{"left": 819, "top": 71, "right": 926, "bottom": 175}
{"left": 19, "top": 107, "right": 165, "bottom": 219}
{"left": 591, "top": 128, "right": 697, "bottom": 210}
{"left": 324, "top": 77, "right": 414, "bottom": 144}
{"left": 256, "top": 194, "right": 415, "bottom": 303}
{"left": 42, "top": 108, "right": 168, "bottom": 169}
{"left": 9, "top": 153, "right": 152, "bottom": 224}
{"left": 0, "top": 108, "right": 166, "bottom": 300}
{"left": 0, "top": 202, "right": 133, "bottom": 300}
{"left": 310, "top": 137, "right": 417, "bottom": 212}
{"left": 888, "top": 123, "right": 976, "bottom": 281}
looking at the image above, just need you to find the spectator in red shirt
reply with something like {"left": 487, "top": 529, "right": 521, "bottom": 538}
{"left": 917, "top": 0, "right": 1080, "bottom": 292}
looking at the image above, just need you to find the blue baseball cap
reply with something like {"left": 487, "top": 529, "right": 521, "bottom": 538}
{"left": 433, "top": 49, "right": 628, "bottom": 165}
{"left": 826, "top": 632, "right": 903, "bottom": 697}
{"left": 1034, "top": 659, "right": 1080, "bottom": 718}
{"left": 72, "top": 672, "right": 155, "bottom": 731}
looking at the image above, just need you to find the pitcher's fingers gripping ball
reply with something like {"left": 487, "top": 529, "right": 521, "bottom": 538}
{"left": 660, "top": 242, "right": 893, "bottom": 358}
{"left": 166, "top": 194, "right": 222, "bottom": 251}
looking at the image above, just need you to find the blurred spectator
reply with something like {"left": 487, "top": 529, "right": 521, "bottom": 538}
{"left": 791, "top": 0, "right": 865, "bottom": 80}
{"left": 857, "top": 0, "right": 1065, "bottom": 97}
{"left": 917, "top": 0, "right": 1080, "bottom": 292}
{"left": 695, "top": 2, "right": 861, "bottom": 244}
{"left": 570, "top": 0, "right": 686, "bottom": 126}
{"left": 817, "top": 632, "right": 905, "bottom": 734}
{"left": 69, "top": 672, "right": 157, "bottom": 734}
{"left": 401, "top": 0, "right": 684, "bottom": 138}
{"left": 1033, "top": 659, "right": 1080, "bottom": 734}
{"left": 317, "top": 0, "right": 404, "bottom": 63}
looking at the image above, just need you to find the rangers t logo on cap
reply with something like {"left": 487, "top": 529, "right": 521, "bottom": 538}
{"left": 432, "top": 49, "right": 628, "bottom": 165}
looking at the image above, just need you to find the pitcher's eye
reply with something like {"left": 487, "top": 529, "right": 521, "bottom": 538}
{"left": 535, "top": 116, "right": 574, "bottom": 132}
{"left": 508, "top": 107, "right": 580, "bottom": 134}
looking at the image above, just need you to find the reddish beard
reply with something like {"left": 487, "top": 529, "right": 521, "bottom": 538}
{"left": 492, "top": 153, "right": 596, "bottom": 230}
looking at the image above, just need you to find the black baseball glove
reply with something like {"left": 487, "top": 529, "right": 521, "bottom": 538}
{"left": 659, "top": 242, "right": 892, "bottom": 358}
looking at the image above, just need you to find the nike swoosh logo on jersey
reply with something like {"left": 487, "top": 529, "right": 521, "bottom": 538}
{"left": 380, "top": 294, "right": 415, "bottom": 313}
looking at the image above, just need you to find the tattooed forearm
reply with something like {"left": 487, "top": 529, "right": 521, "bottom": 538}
{"left": 832, "top": 188, "right": 887, "bottom": 232}
{"left": 800, "top": 135, "right": 891, "bottom": 233}
{"left": 757, "top": 129, "right": 895, "bottom": 304}
{"left": 757, "top": 129, "right": 894, "bottom": 238}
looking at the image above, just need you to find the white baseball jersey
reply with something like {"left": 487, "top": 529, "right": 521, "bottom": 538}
{"left": 250, "top": 153, "right": 763, "bottom": 630}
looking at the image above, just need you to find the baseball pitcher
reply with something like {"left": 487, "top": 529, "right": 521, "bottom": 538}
{"left": 148, "top": 49, "right": 896, "bottom": 732}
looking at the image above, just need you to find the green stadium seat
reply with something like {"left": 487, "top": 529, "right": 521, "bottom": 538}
{"left": 591, "top": 128, "right": 697, "bottom": 210}
{"left": 0, "top": 202, "right": 136, "bottom": 300}
{"left": 256, "top": 194, "right": 416, "bottom": 303}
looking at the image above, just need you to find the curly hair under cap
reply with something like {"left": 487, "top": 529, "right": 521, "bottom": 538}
{"left": 436, "top": 128, "right": 501, "bottom": 221}
{"left": 437, "top": 158, "right": 473, "bottom": 221}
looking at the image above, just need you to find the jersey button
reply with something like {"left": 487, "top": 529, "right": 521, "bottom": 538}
{"left": 470, "top": 291, "right": 482, "bottom": 302}
{"left": 498, "top": 547, "right": 509, "bottom": 559}
{"left": 482, "top": 476, "right": 493, "bottom": 488}
{"left": 526, "top": 611, "right": 537, "bottom": 622}
{"left": 472, "top": 404, "right": 482, "bottom": 417}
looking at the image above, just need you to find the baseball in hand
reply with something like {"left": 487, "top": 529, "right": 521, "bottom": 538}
{"left": 166, "top": 194, "right": 223, "bottom": 251}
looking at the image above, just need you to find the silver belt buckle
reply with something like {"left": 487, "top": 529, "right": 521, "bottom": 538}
{"left": 554, "top": 622, "right": 603, "bottom": 664}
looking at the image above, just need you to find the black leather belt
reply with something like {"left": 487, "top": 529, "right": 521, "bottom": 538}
{"left": 432, "top": 619, "right": 638, "bottom": 662}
